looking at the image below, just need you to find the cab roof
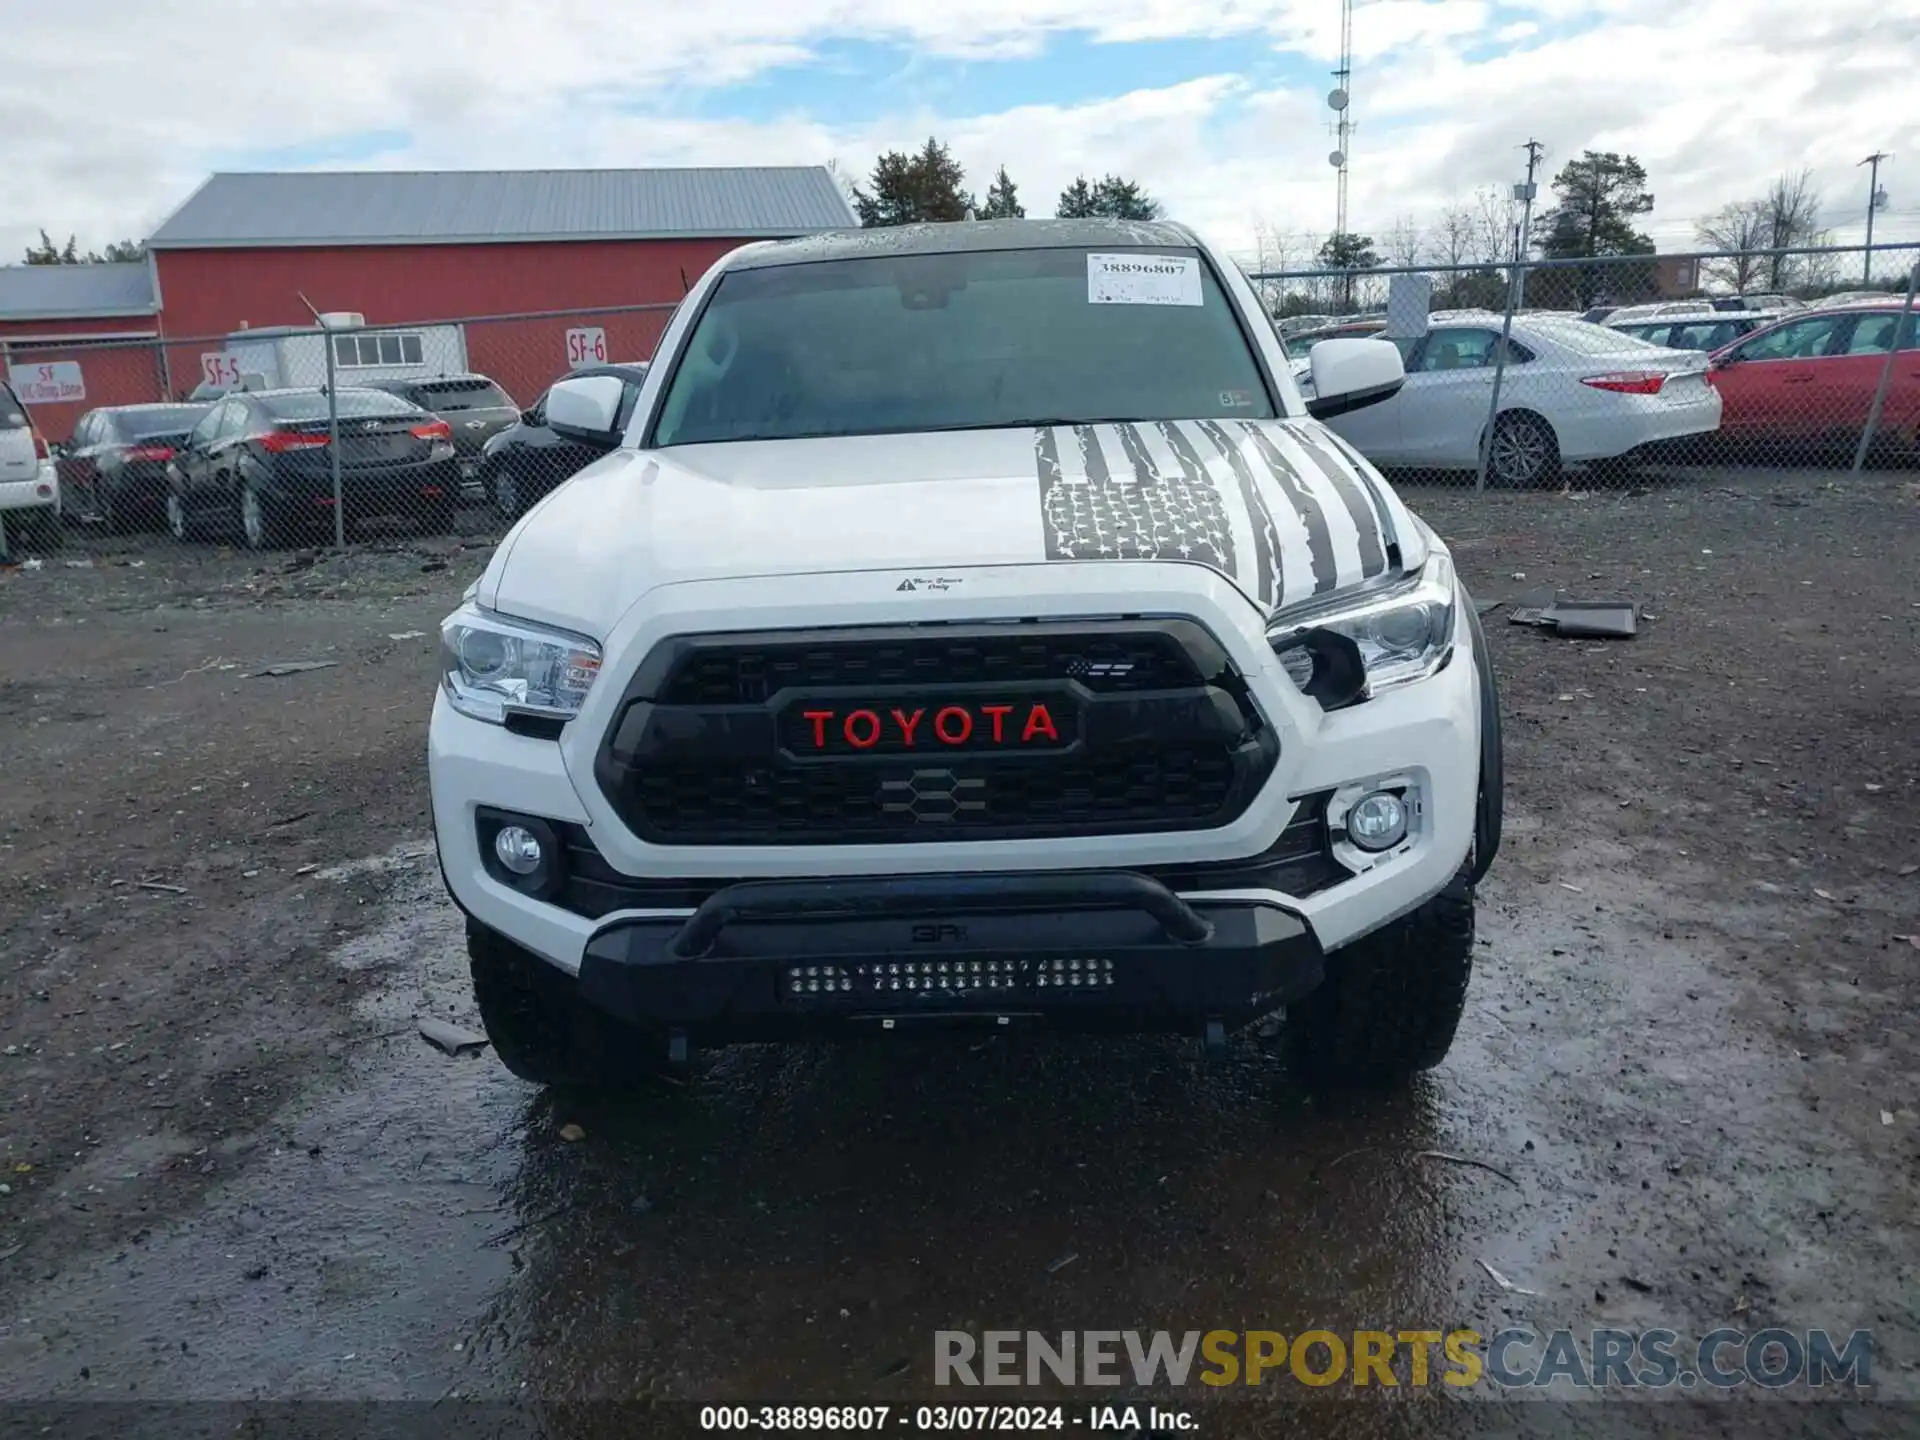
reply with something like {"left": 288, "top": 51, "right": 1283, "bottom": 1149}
{"left": 723, "top": 218, "right": 1202, "bottom": 271}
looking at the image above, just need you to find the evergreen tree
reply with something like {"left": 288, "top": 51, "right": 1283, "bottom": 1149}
{"left": 979, "top": 167, "right": 1024, "bottom": 219}
{"left": 852, "top": 138, "right": 974, "bottom": 227}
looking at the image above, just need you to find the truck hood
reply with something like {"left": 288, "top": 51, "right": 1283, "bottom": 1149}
{"left": 482, "top": 420, "right": 1408, "bottom": 635}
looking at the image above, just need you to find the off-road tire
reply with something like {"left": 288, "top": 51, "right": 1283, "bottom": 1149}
{"left": 467, "top": 920, "right": 641, "bottom": 1090}
{"left": 1281, "top": 879, "right": 1475, "bottom": 1086}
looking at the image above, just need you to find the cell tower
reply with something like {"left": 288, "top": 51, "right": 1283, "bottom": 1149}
{"left": 1327, "top": 0, "right": 1355, "bottom": 240}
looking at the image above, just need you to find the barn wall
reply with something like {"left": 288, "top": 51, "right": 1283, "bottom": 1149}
{"left": 151, "top": 238, "right": 752, "bottom": 405}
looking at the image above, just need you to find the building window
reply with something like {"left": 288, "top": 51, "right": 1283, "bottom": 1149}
{"left": 333, "top": 333, "right": 425, "bottom": 368}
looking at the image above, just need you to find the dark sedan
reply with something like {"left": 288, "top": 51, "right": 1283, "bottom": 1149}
{"left": 359, "top": 374, "right": 519, "bottom": 493}
{"left": 164, "top": 387, "right": 460, "bottom": 549}
{"left": 479, "top": 362, "right": 648, "bottom": 521}
{"left": 58, "top": 403, "right": 213, "bottom": 533}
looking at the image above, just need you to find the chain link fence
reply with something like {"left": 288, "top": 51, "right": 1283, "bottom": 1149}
{"left": 1249, "top": 242, "right": 1920, "bottom": 490}
{"left": 4, "top": 243, "right": 1919, "bottom": 560}
{"left": 0, "top": 302, "right": 676, "bottom": 559}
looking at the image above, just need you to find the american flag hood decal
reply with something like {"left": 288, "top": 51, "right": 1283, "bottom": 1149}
{"left": 1034, "top": 419, "right": 1395, "bottom": 611}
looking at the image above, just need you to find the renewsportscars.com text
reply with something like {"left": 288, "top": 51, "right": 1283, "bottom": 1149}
{"left": 935, "top": 1328, "right": 1873, "bottom": 1390}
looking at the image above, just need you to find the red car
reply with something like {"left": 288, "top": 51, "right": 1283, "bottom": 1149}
{"left": 1706, "top": 303, "right": 1920, "bottom": 460}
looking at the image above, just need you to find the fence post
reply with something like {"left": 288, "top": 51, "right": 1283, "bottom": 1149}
{"left": 1473, "top": 262, "right": 1528, "bottom": 493}
{"left": 323, "top": 326, "right": 345, "bottom": 549}
{"left": 1850, "top": 257, "right": 1920, "bottom": 477}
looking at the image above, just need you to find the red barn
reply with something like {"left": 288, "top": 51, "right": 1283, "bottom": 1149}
{"left": 0, "top": 263, "right": 165, "bottom": 443}
{"left": 142, "top": 166, "right": 857, "bottom": 407}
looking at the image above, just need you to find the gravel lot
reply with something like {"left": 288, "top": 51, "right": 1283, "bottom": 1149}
{"left": 1, "top": 468, "right": 1916, "bottom": 1432}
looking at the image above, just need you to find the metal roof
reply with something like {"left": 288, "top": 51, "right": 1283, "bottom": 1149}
{"left": 726, "top": 218, "right": 1200, "bottom": 270}
{"left": 147, "top": 168, "right": 858, "bottom": 250}
{"left": 0, "top": 263, "right": 157, "bottom": 320}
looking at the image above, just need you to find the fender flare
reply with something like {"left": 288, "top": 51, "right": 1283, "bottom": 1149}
{"left": 1461, "top": 589, "right": 1503, "bottom": 884}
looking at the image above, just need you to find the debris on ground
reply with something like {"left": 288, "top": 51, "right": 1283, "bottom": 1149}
{"left": 1621, "top": 1275, "right": 1654, "bottom": 1293}
{"left": 1414, "top": 1150, "right": 1521, "bottom": 1187}
{"left": 1046, "top": 1251, "right": 1079, "bottom": 1275}
{"left": 1542, "top": 602, "right": 1638, "bottom": 639}
{"left": 416, "top": 1017, "right": 489, "bottom": 1057}
{"left": 1478, "top": 1260, "right": 1537, "bottom": 1295}
{"left": 1882, "top": 1111, "right": 1896, "bottom": 1126}
{"left": 135, "top": 881, "right": 187, "bottom": 895}
{"left": 558, "top": 1123, "right": 587, "bottom": 1143}
{"left": 387, "top": 631, "right": 426, "bottom": 641}
{"left": 251, "top": 660, "right": 339, "bottom": 678}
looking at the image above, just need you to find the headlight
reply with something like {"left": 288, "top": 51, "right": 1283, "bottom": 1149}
{"left": 439, "top": 603, "right": 601, "bottom": 724}
{"left": 1266, "top": 550, "right": 1457, "bottom": 707}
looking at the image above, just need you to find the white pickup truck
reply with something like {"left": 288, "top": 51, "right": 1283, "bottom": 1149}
{"left": 427, "top": 219, "right": 1503, "bottom": 1089}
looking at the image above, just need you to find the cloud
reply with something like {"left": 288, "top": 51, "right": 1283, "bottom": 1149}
{"left": 2, "top": 0, "right": 1915, "bottom": 273}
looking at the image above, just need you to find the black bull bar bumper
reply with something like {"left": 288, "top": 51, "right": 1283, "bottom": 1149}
{"left": 578, "top": 871, "right": 1325, "bottom": 1041}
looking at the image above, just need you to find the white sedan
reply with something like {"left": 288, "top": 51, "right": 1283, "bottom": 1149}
{"left": 1295, "top": 312, "right": 1722, "bottom": 485}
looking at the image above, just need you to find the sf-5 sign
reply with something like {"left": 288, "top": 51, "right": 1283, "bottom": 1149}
{"left": 7, "top": 361, "right": 85, "bottom": 404}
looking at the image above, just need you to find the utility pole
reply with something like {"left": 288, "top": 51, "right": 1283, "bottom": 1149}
{"left": 1513, "top": 138, "right": 1544, "bottom": 305}
{"left": 1860, "top": 152, "right": 1891, "bottom": 283}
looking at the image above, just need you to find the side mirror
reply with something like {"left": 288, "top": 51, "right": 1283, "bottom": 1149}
{"left": 1304, "top": 338, "right": 1405, "bottom": 420}
{"left": 543, "top": 375, "right": 625, "bottom": 447}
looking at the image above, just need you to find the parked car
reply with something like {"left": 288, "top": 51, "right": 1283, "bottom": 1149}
{"left": 0, "top": 378, "right": 62, "bottom": 553}
{"left": 58, "top": 403, "right": 213, "bottom": 533}
{"left": 1604, "top": 311, "right": 1785, "bottom": 354}
{"left": 1706, "top": 303, "right": 1920, "bottom": 459}
{"left": 429, "top": 217, "right": 1503, "bottom": 1089}
{"left": 359, "top": 374, "right": 519, "bottom": 494}
{"left": 164, "top": 387, "right": 459, "bottom": 549}
{"left": 1578, "top": 304, "right": 1619, "bottom": 324}
{"left": 1298, "top": 312, "right": 1722, "bottom": 485}
{"left": 1286, "top": 318, "right": 1387, "bottom": 348}
{"left": 478, "top": 362, "right": 651, "bottom": 521}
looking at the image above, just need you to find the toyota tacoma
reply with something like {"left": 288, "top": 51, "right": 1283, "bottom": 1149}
{"left": 428, "top": 219, "right": 1503, "bottom": 1088}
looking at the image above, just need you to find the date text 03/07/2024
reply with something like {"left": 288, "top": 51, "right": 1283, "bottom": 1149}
{"left": 698, "top": 1406, "right": 1193, "bottom": 1431}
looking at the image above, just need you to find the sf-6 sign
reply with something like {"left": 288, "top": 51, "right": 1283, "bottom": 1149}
{"left": 7, "top": 361, "right": 85, "bottom": 404}
{"left": 565, "top": 327, "right": 608, "bottom": 366}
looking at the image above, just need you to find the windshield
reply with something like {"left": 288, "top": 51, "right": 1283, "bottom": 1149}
{"left": 410, "top": 379, "right": 514, "bottom": 412}
{"left": 652, "top": 246, "right": 1275, "bottom": 447}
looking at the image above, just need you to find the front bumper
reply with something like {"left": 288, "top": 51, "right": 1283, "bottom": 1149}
{"left": 575, "top": 871, "right": 1321, "bottom": 1041}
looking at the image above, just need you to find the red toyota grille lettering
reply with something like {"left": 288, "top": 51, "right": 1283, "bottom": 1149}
{"left": 794, "top": 703, "right": 1064, "bottom": 752}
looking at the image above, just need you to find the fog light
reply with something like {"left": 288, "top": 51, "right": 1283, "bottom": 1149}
{"left": 1347, "top": 791, "right": 1408, "bottom": 852}
{"left": 492, "top": 824, "right": 544, "bottom": 875}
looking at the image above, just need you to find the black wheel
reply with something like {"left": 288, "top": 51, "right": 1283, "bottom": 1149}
{"left": 238, "top": 480, "right": 290, "bottom": 551}
{"left": 27, "top": 507, "right": 66, "bottom": 550}
{"left": 493, "top": 468, "right": 524, "bottom": 523}
{"left": 1486, "top": 411, "right": 1560, "bottom": 489}
{"left": 1281, "top": 879, "right": 1475, "bottom": 1086}
{"left": 165, "top": 490, "right": 211, "bottom": 543}
{"left": 468, "top": 920, "right": 645, "bottom": 1090}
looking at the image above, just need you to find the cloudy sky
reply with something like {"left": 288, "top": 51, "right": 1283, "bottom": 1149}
{"left": 5, "top": 0, "right": 1916, "bottom": 269}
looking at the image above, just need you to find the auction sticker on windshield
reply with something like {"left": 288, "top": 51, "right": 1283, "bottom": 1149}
{"left": 1087, "top": 253, "right": 1202, "bottom": 307}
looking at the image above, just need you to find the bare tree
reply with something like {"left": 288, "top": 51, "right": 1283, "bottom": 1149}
{"left": 1248, "top": 220, "right": 1295, "bottom": 315}
{"left": 1434, "top": 198, "right": 1474, "bottom": 270}
{"left": 1384, "top": 215, "right": 1425, "bottom": 269}
{"left": 1471, "top": 184, "right": 1520, "bottom": 265}
{"left": 1694, "top": 200, "right": 1768, "bottom": 292}
{"left": 1759, "top": 168, "right": 1824, "bottom": 291}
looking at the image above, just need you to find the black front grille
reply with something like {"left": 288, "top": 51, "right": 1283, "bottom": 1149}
{"left": 658, "top": 629, "right": 1204, "bottom": 705}
{"left": 597, "top": 620, "right": 1277, "bottom": 847}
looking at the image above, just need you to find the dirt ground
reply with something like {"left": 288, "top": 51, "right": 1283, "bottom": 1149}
{"left": 0, "top": 468, "right": 1916, "bottom": 1432}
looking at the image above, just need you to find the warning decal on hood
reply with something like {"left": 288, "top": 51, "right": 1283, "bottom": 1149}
{"left": 1033, "top": 419, "right": 1392, "bottom": 611}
